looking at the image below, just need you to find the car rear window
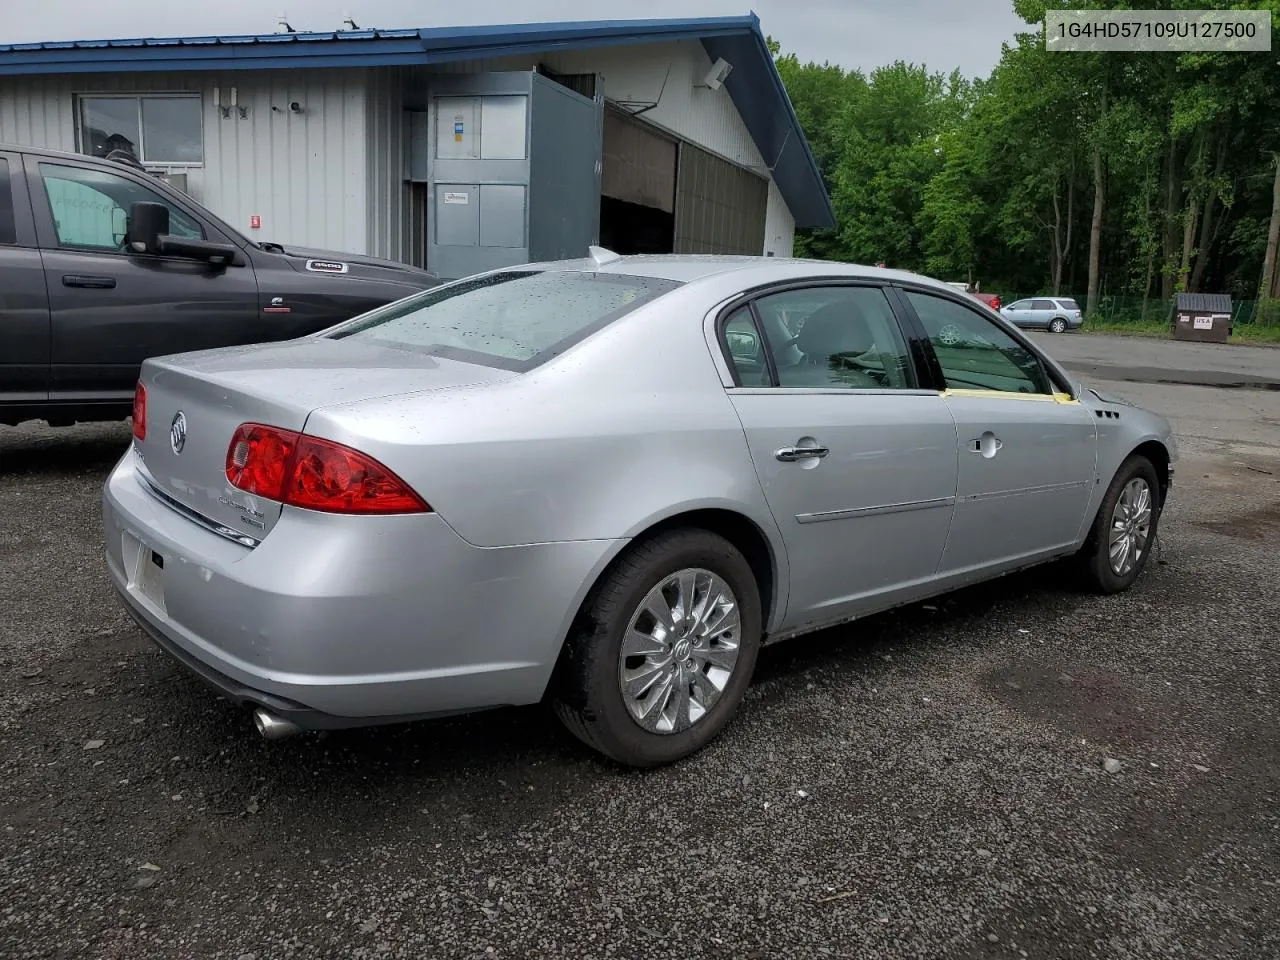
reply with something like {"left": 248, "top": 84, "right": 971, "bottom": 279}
{"left": 328, "top": 270, "right": 680, "bottom": 371}
{"left": 1058, "top": 298, "right": 1080, "bottom": 310}
{"left": 0, "top": 159, "right": 15, "bottom": 245}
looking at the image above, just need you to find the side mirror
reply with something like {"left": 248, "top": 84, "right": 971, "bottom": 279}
{"left": 725, "top": 329, "right": 759, "bottom": 360}
{"left": 127, "top": 201, "right": 169, "bottom": 254}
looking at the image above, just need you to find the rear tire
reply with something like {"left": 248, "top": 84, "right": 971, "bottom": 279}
{"left": 1049, "top": 317, "right": 1068, "bottom": 333}
{"left": 552, "top": 529, "right": 762, "bottom": 768}
{"left": 1079, "top": 455, "right": 1162, "bottom": 594}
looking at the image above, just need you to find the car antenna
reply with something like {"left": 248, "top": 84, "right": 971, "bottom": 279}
{"left": 588, "top": 245, "right": 622, "bottom": 269}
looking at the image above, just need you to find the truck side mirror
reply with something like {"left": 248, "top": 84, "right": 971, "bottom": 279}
{"left": 127, "top": 201, "right": 170, "bottom": 254}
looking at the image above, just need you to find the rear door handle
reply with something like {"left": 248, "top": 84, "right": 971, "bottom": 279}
{"left": 62, "top": 275, "right": 116, "bottom": 289}
{"left": 776, "top": 445, "right": 829, "bottom": 462}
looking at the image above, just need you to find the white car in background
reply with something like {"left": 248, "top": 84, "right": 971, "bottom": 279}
{"left": 1001, "top": 297, "right": 1083, "bottom": 333}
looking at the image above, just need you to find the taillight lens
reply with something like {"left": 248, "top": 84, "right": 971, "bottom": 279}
{"left": 226, "top": 423, "right": 429, "bottom": 515}
{"left": 226, "top": 423, "right": 296, "bottom": 500}
{"left": 991, "top": 296, "right": 1001, "bottom": 310}
{"left": 132, "top": 383, "right": 147, "bottom": 441}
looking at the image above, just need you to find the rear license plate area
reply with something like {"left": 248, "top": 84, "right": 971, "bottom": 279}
{"left": 122, "top": 532, "right": 167, "bottom": 614}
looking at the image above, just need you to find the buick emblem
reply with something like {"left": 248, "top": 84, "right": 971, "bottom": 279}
{"left": 169, "top": 411, "right": 188, "bottom": 455}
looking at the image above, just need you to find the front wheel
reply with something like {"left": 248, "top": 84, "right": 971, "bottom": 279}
{"left": 1049, "top": 317, "right": 1068, "bottom": 333}
{"left": 1079, "top": 455, "right": 1162, "bottom": 593}
{"left": 552, "top": 529, "right": 762, "bottom": 767}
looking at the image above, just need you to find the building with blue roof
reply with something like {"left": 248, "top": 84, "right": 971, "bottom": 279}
{"left": 0, "top": 15, "right": 833, "bottom": 272}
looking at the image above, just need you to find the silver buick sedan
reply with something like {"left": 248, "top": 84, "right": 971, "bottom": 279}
{"left": 104, "top": 252, "right": 1175, "bottom": 767}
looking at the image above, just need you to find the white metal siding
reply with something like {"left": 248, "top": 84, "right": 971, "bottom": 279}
{"left": 764, "top": 178, "right": 796, "bottom": 258}
{"left": 365, "top": 69, "right": 411, "bottom": 263}
{"left": 0, "top": 70, "right": 369, "bottom": 254}
{"left": 0, "top": 43, "right": 802, "bottom": 261}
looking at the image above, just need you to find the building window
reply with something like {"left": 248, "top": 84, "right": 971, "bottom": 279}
{"left": 78, "top": 95, "right": 203, "bottom": 165}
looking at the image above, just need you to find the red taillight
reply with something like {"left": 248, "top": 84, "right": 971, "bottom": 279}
{"left": 991, "top": 296, "right": 1001, "bottom": 310}
{"left": 226, "top": 423, "right": 429, "bottom": 515}
{"left": 226, "top": 423, "right": 296, "bottom": 500}
{"left": 132, "top": 383, "right": 147, "bottom": 441}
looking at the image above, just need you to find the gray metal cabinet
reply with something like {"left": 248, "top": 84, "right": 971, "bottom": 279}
{"left": 409, "top": 72, "right": 603, "bottom": 280}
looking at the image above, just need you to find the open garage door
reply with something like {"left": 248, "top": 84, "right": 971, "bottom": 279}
{"left": 599, "top": 107, "right": 677, "bottom": 254}
{"left": 674, "top": 143, "right": 767, "bottom": 256}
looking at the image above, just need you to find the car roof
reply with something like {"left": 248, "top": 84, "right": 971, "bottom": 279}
{"left": 525, "top": 252, "right": 956, "bottom": 292}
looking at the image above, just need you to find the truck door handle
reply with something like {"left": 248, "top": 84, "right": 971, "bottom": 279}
{"left": 776, "top": 445, "right": 829, "bottom": 462}
{"left": 62, "top": 275, "right": 116, "bottom": 289}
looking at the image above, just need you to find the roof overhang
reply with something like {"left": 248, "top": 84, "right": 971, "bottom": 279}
{"left": 0, "top": 15, "right": 834, "bottom": 228}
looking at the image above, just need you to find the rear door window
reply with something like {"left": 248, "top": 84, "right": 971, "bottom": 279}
{"left": 0, "top": 159, "right": 15, "bottom": 245}
{"left": 723, "top": 306, "right": 772, "bottom": 386}
{"left": 748, "top": 285, "right": 918, "bottom": 390}
{"left": 1030, "top": 299, "right": 1055, "bottom": 310}
{"left": 329, "top": 270, "right": 680, "bottom": 371}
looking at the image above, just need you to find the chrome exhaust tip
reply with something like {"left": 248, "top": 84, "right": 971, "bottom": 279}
{"left": 252, "top": 708, "right": 301, "bottom": 741}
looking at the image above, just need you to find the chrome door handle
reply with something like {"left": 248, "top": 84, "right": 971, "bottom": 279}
{"left": 776, "top": 445, "right": 829, "bottom": 462}
{"left": 969, "top": 432, "right": 1003, "bottom": 458}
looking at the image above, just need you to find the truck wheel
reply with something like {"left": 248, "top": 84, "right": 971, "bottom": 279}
{"left": 1049, "top": 317, "right": 1068, "bottom": 333}
{"left": 553, "top": 529, "right": 762, "bottom": 768}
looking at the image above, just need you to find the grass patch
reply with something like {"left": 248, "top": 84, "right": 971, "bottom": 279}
{"left": 1081, "top": 320, "right": 1280, "bottom": 345}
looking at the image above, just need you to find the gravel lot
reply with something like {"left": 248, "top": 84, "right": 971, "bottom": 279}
{"left": 2, "top": 335, "right": 1278, "bottom": 960}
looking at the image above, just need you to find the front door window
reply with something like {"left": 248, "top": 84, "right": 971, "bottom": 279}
{"left": 903, "top": 291, "right": 1052, "bottom": 395}
{"left": 38, "top": 162, "right": 202, "bottom": 252}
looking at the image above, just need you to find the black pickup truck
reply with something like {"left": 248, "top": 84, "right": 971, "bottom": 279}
{"left": 0, "top": 143, "right": 440, "bottom": 427}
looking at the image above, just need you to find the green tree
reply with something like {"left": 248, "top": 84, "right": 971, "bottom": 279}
{"left": 772, "top": 1, "right": 1280, "bottom": 313}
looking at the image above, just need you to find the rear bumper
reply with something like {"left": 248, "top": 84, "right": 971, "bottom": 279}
{"left": 103, "top": 448, "right": 622, "bottom": 726}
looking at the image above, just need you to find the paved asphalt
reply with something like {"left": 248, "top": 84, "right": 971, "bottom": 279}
{"left": 2, "top": 334, "right": 1278, "bottom": 959}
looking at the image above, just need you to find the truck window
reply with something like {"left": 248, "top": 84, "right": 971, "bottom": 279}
{"left": 0, "top": 159, "right": 15, "bottom": 245}
{"left": 37, "top": 162, "right": 202, "bottom": 252}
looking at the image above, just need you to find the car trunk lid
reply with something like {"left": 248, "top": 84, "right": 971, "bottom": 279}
{"left": 135, "top": 338, "right": 514, "bottom": 541}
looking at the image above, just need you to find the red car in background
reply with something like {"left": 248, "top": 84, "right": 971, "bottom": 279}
{"left": 945, "top": 281, "right": 1000, "bottom": 311}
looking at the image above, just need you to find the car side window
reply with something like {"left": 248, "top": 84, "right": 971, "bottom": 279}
{"left": 38, "top": 162, "right": 203, "bottom": 252}
{"left": 1008, "top": 300, "right": 1029, "bottom": 310}
{"left": 751, "top": 286, "right": 916, "bottom": 390}
{"left": 905, "top": 291, "right": 1052, "bottom": 395}
{"left": 1031, "top": 299, "right": 1054, "bottom": 310}
{"left": 722, "top": 306, "right": 772, "bottom": 386}
{"left": 0, "top": 159, "right": 15, "bottom": 245}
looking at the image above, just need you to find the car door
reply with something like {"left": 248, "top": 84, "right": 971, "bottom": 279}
{"left": 1002, "top": 299, "right": 1032, "bottom": 327}
{"left": 721, "top": 283, "right": 959, "bottom": 631}
{"left": 26, "top": 156, "right": 260, "bottom": 402}
{"left": 900, "top": 289, "right": 1097, "bottom": 576}
{"left": 1030, "top": 299, "right": 1055, "bottom": 328}
{"left": 0, "top": 150, "right": 51, "bottom": 407}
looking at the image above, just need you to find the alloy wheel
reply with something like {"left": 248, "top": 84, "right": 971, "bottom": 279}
{"left": 1109, "top": 478, "right": 1152, "bottom": 576}
{"left": 618, "top": 568, "right": 742, "bottom": 734}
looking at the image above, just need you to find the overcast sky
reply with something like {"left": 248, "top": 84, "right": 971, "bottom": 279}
{"left": 3, "top": 1, "right": 1029, "bottom": 77}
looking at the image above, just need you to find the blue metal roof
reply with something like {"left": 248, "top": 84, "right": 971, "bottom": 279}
{"left": 0, "top": 16, "right": 834, "bottom": 228}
